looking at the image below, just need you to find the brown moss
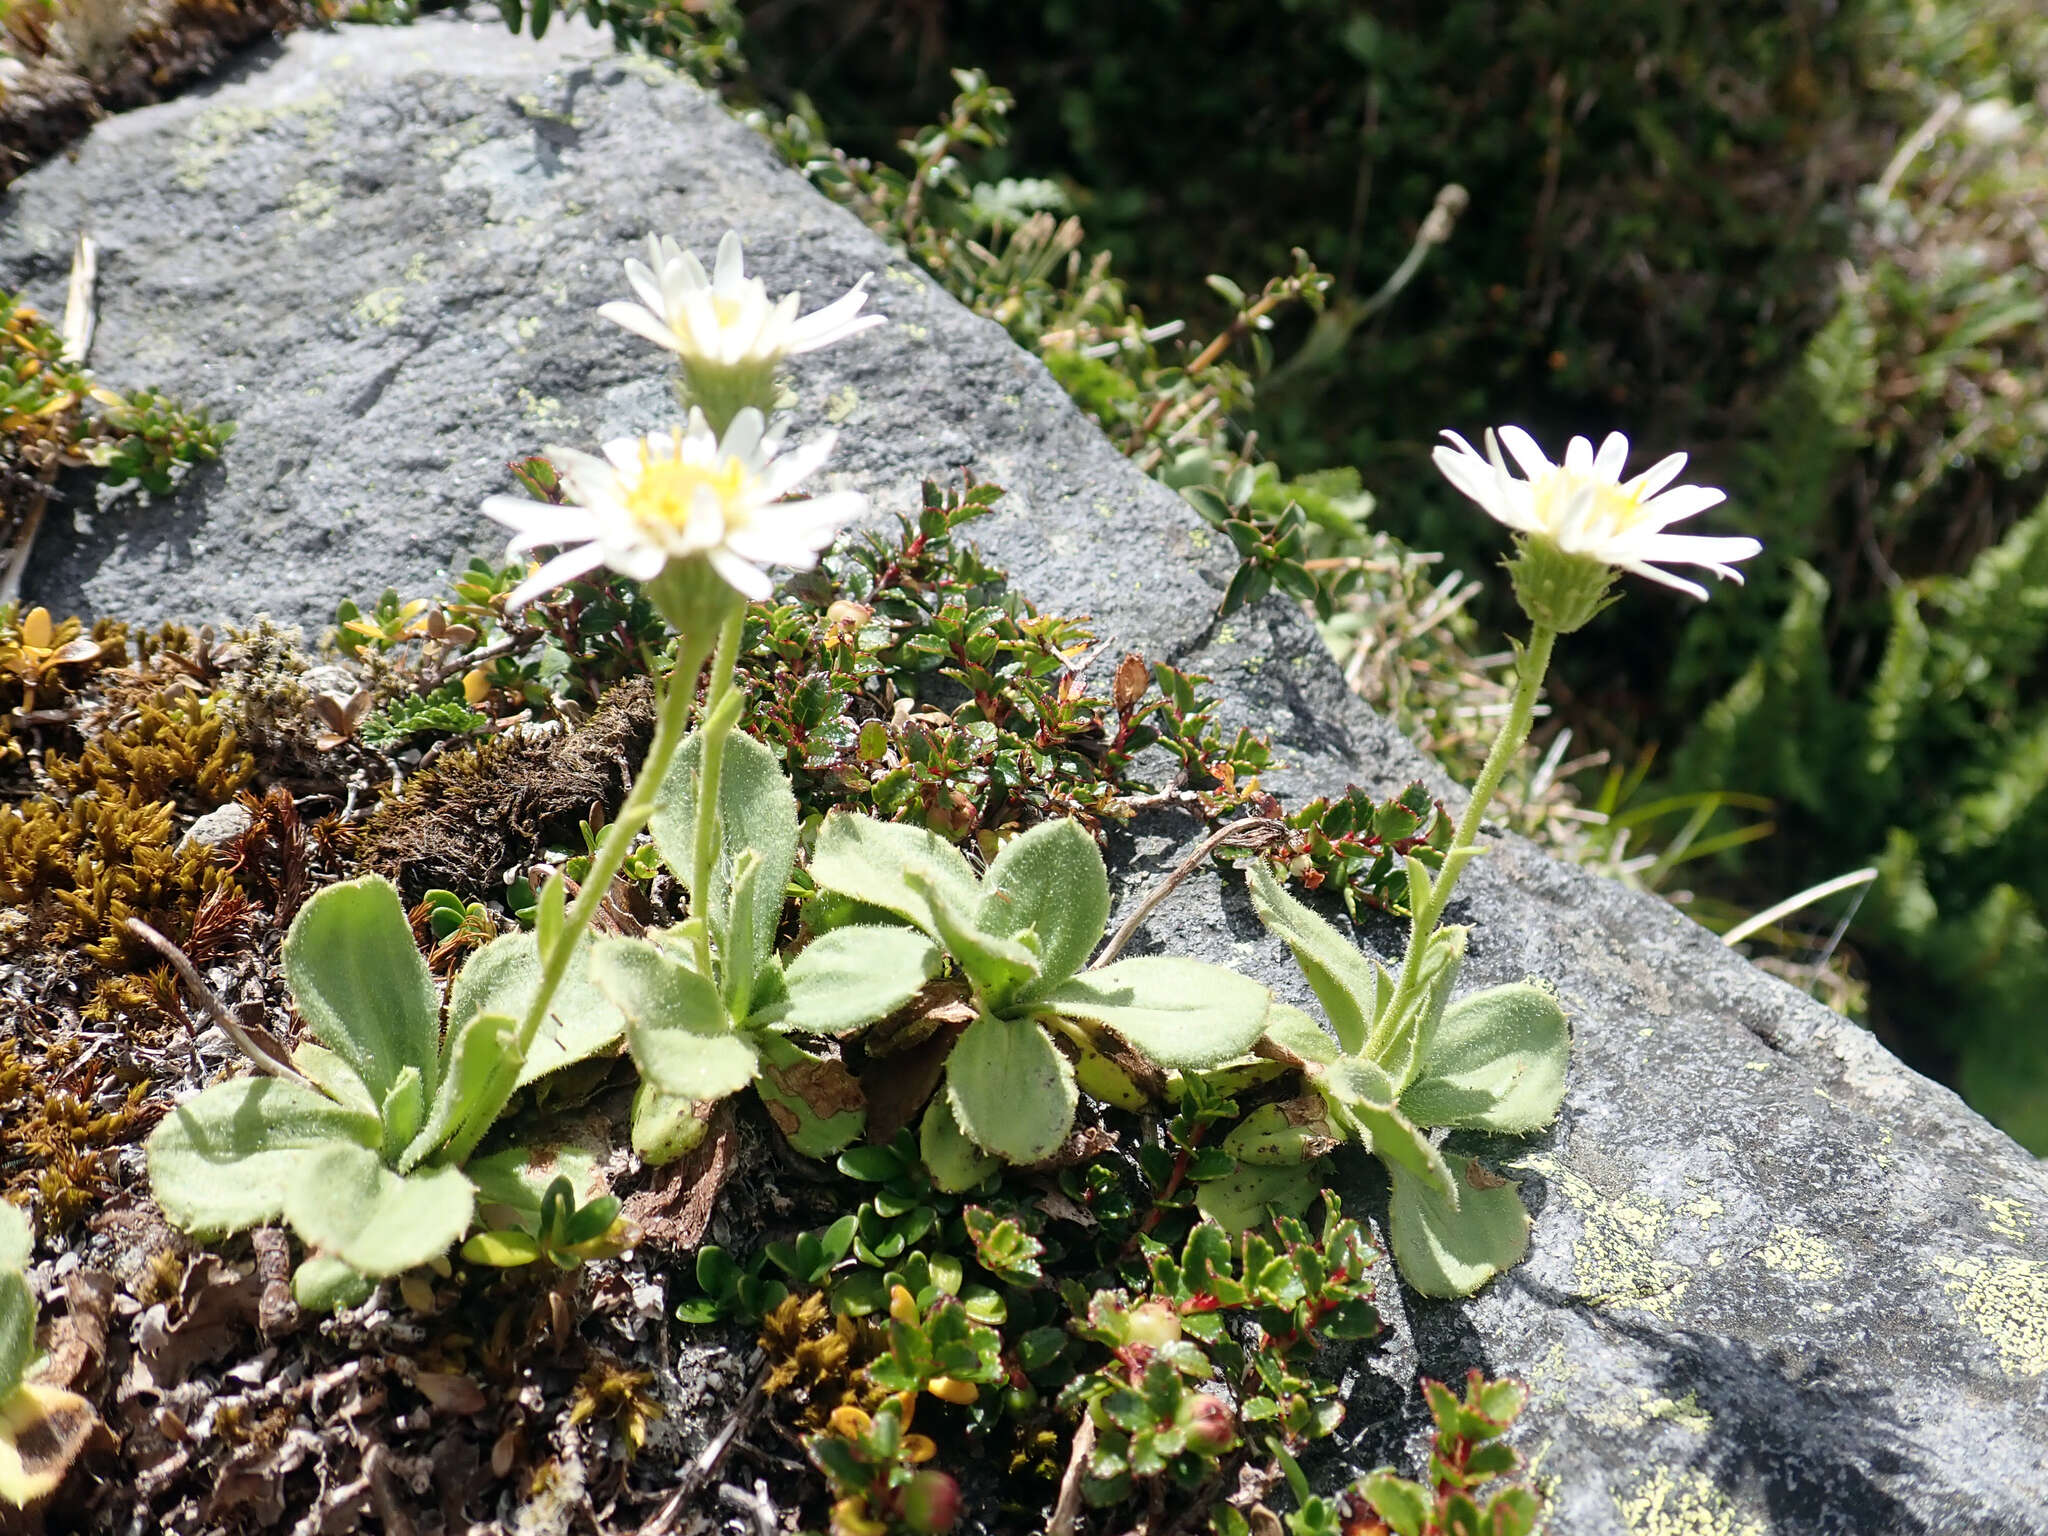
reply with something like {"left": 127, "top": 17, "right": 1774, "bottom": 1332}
{"left": 355, "top": 675, "right": 654, "bottom": 902}
{"left": 45, "top": 687, "right": 253, "bottom": 805}
{"left": 758, "top": 1291, "right": 884, "bottom": 1430}
{"left": 0, "top": 685, "right": 253, "bottom": 965}
{"left": 0, "top": 1035, "right": 153, "bottom": 1232}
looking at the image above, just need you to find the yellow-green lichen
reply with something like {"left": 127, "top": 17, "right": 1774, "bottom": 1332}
{"left": 1929, "top": 1253, "right": 2048, "bottom": 1378}
{"left": 1524, "top": 1155, "right": 1689, "bottom": 1319}
{"left": 1976, "top": 1194, "right": 2033, "bottom": 1244}
{"left": 824, "top": 385, "right": 860, "bottom": 424}
{"left": 1680, "top": 1194, "right": 1725, "bottom": 1225}
{"left": 1757, "top": 1225, "right": 1844, "bottom": 1283}
{"left": 285, "top": 179, "right": 338, "bottom": 229}
{"left": 516, "top": 387, "right": 570, "bottom": 427}
{"left": 352, "top": 287, "right": 406, "bottom": 328}
{"left": 1589, "top": 1387, "right": 1713, "bottom": 1436}
{"left": 175, "top": 89, "right": 339, "bottom": 191}
{"left": 1616, "top": 1467, "right": 1763, "bottom": 1536}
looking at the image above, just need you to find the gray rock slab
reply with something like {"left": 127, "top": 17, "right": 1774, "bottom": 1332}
{"left": 5, "top": 15, "right": 2045, "bottom": 1533}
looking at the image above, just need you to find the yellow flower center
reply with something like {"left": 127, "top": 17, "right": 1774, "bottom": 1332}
{"left": 711, "top": 293, "right": 749, "bottom": 328}
{"left": 1532, "top": 471, "right": 1651, "bottom": 546}
{"left": 625, "top": 446, "right": 751, "bottom": 534}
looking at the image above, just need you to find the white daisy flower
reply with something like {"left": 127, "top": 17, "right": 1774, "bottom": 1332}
{"left": 1432, "top": 425, "right": 1761, "bottom": 600}
{"left": 599, "top": 230, "right": 884, "bottom": 372}
{"left": 481, "top": 408, "right": 866, "bottom": 609}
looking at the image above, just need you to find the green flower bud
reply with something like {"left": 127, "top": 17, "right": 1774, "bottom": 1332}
{"left": 1505, "top": 535, "right": 1616, "bottom": 635}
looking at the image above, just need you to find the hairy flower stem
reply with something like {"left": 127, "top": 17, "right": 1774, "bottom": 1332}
{"left": 513, "top": 627, "right": 712, "bottom": 1058}
{"left": 1376, "top": 622, "right": 1557, "bottom": 1051}
{"left": 689, "top": 605, "right": 748, "bottom": 978}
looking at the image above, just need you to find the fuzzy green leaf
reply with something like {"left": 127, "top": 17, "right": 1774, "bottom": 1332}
{"left": 1261, "top": 1003, "right": 1339, "bottom": 1067}
{"left": 467, "top": 1140, "right": 603, "bottom": 1219}
{"left": 1387, "top": 1159, "right": 1531, "bottom": 1298}
{"left": 722, "top": 849, "right": 766, "bottom": 1019}
{"left": 589, "top": 936, "right": 758, "bottom": 1101}
{"left": 0, "top": 1273, "right": 31, "bottom": 1401}
{"left": 945, "top": 1012, "right": 1076, "bottom": 1164}
{"left": 809, "top": 811, "right": 981, "bottom": 936}
{"left": 755, "top": 1035, "right": 867, "bottom": 1157}
{"left": 630, "top": 1083, "right": 710, "bottom": 1165}
{"left": 908, "top": 866, "right": 1041, "bottom": 1004}
{"left": 1193, "top": 1162, "right": 1321, "bottom": 1234}
{"left": 1222, "top": 1097, "right": 1342, "bottom": 1166}
{"left": 401, "top": 1012, "right": 522, "bottom": 1172}
{"left": 282, "top": 1143, "right": 475, "bottom": 1278}
{"left": 1247, "top": 860, "right": 1380, "bottom": 1056}
{"left": 291, "top": 1256, "right": 375, "bottom": 1312}
{"left": 1402, "top": 982, "right": 1570, "bottom": 1132}
{"left": 282, "top": 875, "right": 441, "bottom": 1105}
{"left": 1039, "top": 957, "right": 1270, "bottom": 1068}
{"left": 652, "top": 729, "right": 799, "bottom": 980}
{"left": 0, "top": 1205, "right": 28, "bottom": 1273}
{"left": 379, "top": 1066, "right": 425, "bottom": 1163}
{"left": 1321, "top": 1057, "right": 1457, "bottom": 1203}
{"left": 290, "top": 1043, "right": 377, "bottom": 1119}
{"left": 979, "top": 819, "right": 1110, "bottom": 996}
{"left": 919, "top": 1095, "right": 998, "bottom": 1192}
{"left": 771, "top": 926, "right": 941, "bottom": 1035}
{"left": 1382, "top": 924, "right": 1467, "bottom": 1090}
{"left": 147, "top": 1077, "right": 381, "bottom": 1239}
{"left": 447, "top": 932, "right": 628, "bottom": 1087}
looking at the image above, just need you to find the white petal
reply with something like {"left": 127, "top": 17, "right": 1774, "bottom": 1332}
{"left": 713, "top": 230, "right": 746, "bottom": 290}
{"left": 707, "top": 547, "right": 774, "bottom": 599}
{"left": 624, "top": 258, "right": 667, "bottom": 318}
{"left": 480, "top": 494, "right": 557, "bottom": 533}
{"left": 502, "top": 508, "right": 599, "bottom": 551}
{"left": 674, "top": 247, "right": 710, "bottom": 296}
{"left": 1616, "top": 560, "right": 1709, "bottom": 601}
{"left": 506, "top": 543, "right": 612, "bottom": 609}
{"left": 600, "top": 437, "right": 646, "bottom": 475}
{"left": 1634, "top": 484, "right": 1727, "bottom": 528}
{"left": 1563, "top": 436, "right": 1595, "bottom": 476}
{"left": 1633, "top": 532, "right": 1762, "bottom": 571}
{"left": 1623, "top": 451, "right": 1688, "bottom": 500}
{"left": 720, "top": 408, "right": 767, "bottom": 465}
{"left": 598, "top": 301, "right": 682, "bottom": 353}
{"left": 606, "top": 541, "right": 669, "bottom": 581}
{"left": 1432, "top": 445, "right": 1511, "bottom": 517}
{"left": 1497, "top": 425, "right": 1554, "bottom": 481}
{"left": 1592, "top": 432, "right": 1630, "bottom": 483}
{"left": 763, "top": 432, "right": 836, "bottom": 498}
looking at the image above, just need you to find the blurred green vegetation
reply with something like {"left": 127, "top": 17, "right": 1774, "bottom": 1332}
{"left": 480, "top": 0, "right": 2048, "bottom": 1148}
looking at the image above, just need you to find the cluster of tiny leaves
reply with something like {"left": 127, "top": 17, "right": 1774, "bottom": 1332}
{"left": 334, "top": 475, "right": 1443, "bottom": 916}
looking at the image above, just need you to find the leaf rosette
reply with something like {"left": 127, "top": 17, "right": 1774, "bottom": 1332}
{"left": 810, "top": 810, "right": 1272, "bottom": 1167}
